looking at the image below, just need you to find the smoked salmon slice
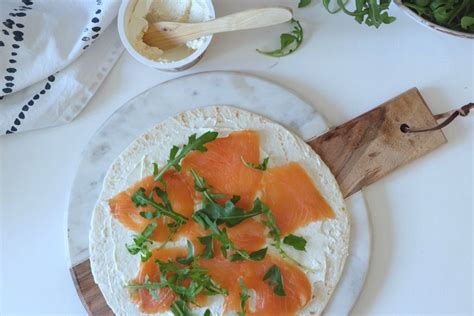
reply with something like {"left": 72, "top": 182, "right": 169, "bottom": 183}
{"left": 179, "top": 218, "right": 266, "bottom": 255}
{"left": 182, "top": 130, "right": 263, "bottom": 210}
{"left": 109, "top": 171, "right": 194, "bottom": 242}
{"left": 130, "top": 248, "right": 187, "bottom": 313}
{"left": 260, "top": 162, "right": 335, "bottom": 235}
{"left": 226, "top": 218, "right": 267, "bottom": 252}
{"left": 200, "top": 253, "right": 312, "bottom": 315}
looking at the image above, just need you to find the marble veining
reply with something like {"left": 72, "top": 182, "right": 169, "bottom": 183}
{"left": 66, "top": 71, "right": 371, "bottom": 314}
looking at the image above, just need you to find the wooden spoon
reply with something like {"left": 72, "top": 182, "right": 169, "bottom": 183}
{"left": 143, "top": 7, "right": 293, "bottom": 50}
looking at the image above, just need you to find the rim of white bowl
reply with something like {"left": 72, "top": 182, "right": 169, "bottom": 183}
{"left": 117, "top": 0, "right": 216, "bottom": 70}
{"left": 394, "top": 0, "right": 474, "bottom": 40}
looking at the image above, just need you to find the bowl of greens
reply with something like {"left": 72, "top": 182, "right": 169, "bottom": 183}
{"left": 311, "top": 0, "right": 473, "bottom": 39}
{"left": 394, "top": 0, "right": 474, "bottom": 39}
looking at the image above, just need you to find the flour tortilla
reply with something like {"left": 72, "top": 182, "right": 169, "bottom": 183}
{"left": 90, "top": 106, "right": 350, "bottom": 315}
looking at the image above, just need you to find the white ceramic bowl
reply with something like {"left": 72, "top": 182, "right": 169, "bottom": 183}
{"left": 117, "top": 0, "right": 216, "bottom": 71}
{"left": 394, "top": 0, "right": 474, "bottom": 39}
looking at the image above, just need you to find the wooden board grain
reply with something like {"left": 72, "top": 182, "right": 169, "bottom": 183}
{"left": 307, "top": 88, "right": 447, "bottom": 198}
{"left": 70, "top": 259, "right": 114, "bottom": 316}
{"left": 71, "top": 88, "right": 447, "bottom": 315}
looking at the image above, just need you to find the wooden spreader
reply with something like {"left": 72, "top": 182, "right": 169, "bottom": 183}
{"left": 71, "top": 88, "right": 453, "bottom": 315}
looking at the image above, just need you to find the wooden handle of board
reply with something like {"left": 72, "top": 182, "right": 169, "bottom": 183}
{"left": 143, "top": 7, "right": 293, "bottom": 50}
{"left": 307, "top": 88, "right": 447, "bottom": 198}
{"left": 71, "top": 87, "right": 447, "bottom": 315}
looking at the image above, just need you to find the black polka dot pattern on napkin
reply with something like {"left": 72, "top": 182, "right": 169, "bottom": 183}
{"left": 81, "top": 3, "right": 103, "bottom": 50}
{"left": 5, "top": 75, "right": 55, "bottom": 134}
{"left": 0, "top": 0, "right": 33, "bottom": 96}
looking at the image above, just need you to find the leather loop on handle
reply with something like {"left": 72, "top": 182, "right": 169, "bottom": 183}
{"left": 401, "top": 102, "right": 473, "bottom": 133}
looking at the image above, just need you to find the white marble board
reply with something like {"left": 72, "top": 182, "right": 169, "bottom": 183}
{"left": 66, "top": 71, "right": 371, "bottom": 314}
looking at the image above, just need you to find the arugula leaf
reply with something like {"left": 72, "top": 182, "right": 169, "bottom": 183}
{"left": 177, "top": 240, "right": 195, "bottom": 265}
{"left": 128, "top": 250, "right": 228, "bottom": 312}
{"left": 259, "top": 202, "right": 280, "bottom": 238}
{"left": 207, "top": 216, "right": 246, "bottom": 259}
{"left": 156, "top": 258, "right": 228, "bottom": 304}
{"left": 257, "top": 19, "right": 304, "bottom": 57}
{"left": 153, "top": 162, "right": 160, "bottom": 178}
{"left": 461, "top": 15, "right": 474, "bottom": 31}
{"left": 260, "top": 205, "right": 313, "bottom": 271}
{"left": 154, "top": 131, "right": 219, "bottom": 181}
{"left": 190, "top": 169, "right": 226, "bottom": 203}
{"left": 228, "top": 252, "right": 247, "bottom": 262}
{"left": 133, "top": 186, "right": 187, "bottom": 250}
{"left": 204, "top": 309, "right": 212, "bottom": 316}
{"left": 322, "top": 0, "right": 347, "bottom": 13}
{"left": 155, "top": 187, "right": 173, "bottom": 210}
{"left": 193, "top": 212, "right": 251, "bottom": 260}
{"left": 170, "top": 300, "right": 192, "bottom": 316}
{"left": 198, "top": 235, "right": 215, "bottom": 259}
{"left": 323, "top": 0, "right": 395, "bottom": 28}
{"left": 126, "top": 274, "right": 165, "bottom": 300}
{"left": 191, "top": 170, "right": 264, "bottom": 227}
{"left": 231, "top": 247, "right": 268, "bottom": 262}
{"left": 283, "top": 234, "right": 307, "bottom": 251}
{"left": 125, "top": 223, "right": 157, "bottom": 262}
{"left": 250, "top": 247, "right": 268, "bottom": 260}
{"left": 192, "top": 171, "right": 299, "bottom": 265}
{"left": 153, "top": 221, "right": 184, "bottom": 252}
{"left": 299, "top": 0, "right": 312, "bottom": 7}
{"left": 194, "top": 199, "right": 265, "bottom": 228}
{"left": 239, "top": 278, "right": 250, "bottom": 316}
{"left": 241, "top": 156, "right": 269, "bottom": 171}
{"left": 263, "top": 265, "right": 286, "bottom": 296}
{"left": 132, "top": 187, "right": 187, "bottom": 223}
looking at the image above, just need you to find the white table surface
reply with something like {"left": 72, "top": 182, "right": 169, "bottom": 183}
{"left": 1, "top": 1, "right": 473, "bottom": 314}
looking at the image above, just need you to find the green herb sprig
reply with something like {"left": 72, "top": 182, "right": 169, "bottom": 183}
{"left": 299, "top": 0, "right": 313, "bottom": 7}
{"left": 198, "top": 235, "right": 215, "bottom": 259}
{"left": 194, "top": 197, "right": 268, "bottom": 229}
{"left": 126, "top": 274, "right": 164, "bottom": 300}
{"left": 126, "top": 223, "right": 157, "bottom": 262}
{"left": 191, "top": 170, "right": 265, "bottom": 227}
{"left": 241, "top": 156, "right": 269, "bottom": 171}
{"left": 170, "top": 300, "right": 193, "bottom": 316}
{"left": 283, "top": 234, "right": 307, "bottom": 251}
{"left": 155, "top": 258, "right": 228, "bottom": 304}
{"left": 127, "top": 242, "right": 227, "bottom": 314}
{"left": 239, "top": 278, "right": 250, "bottom": 316}
{"left": 325, "top": 0, "right": 396, "bottom": 27}
{"left": 130, "top": 186, "right": 188, "bottom": 252}
{"left": 132, "top": 187, "right": 188, "bottom": 224}
{"left": 176, "top": 240, "right": 195, "bottom": 265}
{"left": 263, "top": 265, "right": 286, "bottom": 296}
{"left": 257, "top": 19, "right": 304, "bottom": 57}
{"left": 259, "top": 205, "right": 311, "bottom": 271}
{"left": 191, "top": 170, "right": 268, "bottom": 261}
{"left": 190, "top": 169, "right": 226, "bottom": 204}
{"left": 193, "top": 212, "right": 267, "bottom": 262}
{"left": 154, "top": 131, "right": 219, "bottom": 181}
{"left": 128, "top": 185, "right": 188, "bottom": 261}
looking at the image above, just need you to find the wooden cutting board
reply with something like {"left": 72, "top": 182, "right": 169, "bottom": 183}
{"left": 70, "top": 87, "right": 446, "bottom": 315}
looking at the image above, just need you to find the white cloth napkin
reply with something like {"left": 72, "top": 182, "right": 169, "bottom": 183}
{"left": 0, "top": 0, "right": 124, "bottom": 135}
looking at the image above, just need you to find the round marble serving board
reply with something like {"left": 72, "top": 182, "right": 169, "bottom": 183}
{"left": 66, "top": 71, "right": 371, "bottom": 315}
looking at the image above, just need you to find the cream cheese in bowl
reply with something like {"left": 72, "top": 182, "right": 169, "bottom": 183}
{"left": 118, "top": 0, "right": 215, "bottom": 71}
